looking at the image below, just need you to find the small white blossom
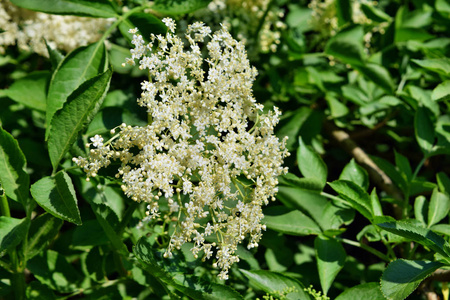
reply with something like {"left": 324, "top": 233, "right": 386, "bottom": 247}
{"left": 74, "top": 19, "right": 289, "bottom": 279}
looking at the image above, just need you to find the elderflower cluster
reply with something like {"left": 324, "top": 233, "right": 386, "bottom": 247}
{"left": 194, "top": 0, "right": 286, "bottom": 54}
{"left": 73, "top": 18, "right": 289, "bottom": 280}
{"left": 0, "top": 0, "right": 112, "bottom": 56}
{"left": 309, "top": 0, "right": 389, "bottom": 50}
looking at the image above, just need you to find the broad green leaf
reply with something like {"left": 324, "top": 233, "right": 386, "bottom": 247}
{"left": 325, "top": 32, "right": 365, "bottom": 66}
{"left": 134, "top": 236, "right": 243, "bottom": 299}
{"left": 45, "top": 41, "right": 64, "bottom": 71}
{"left": 46, "top": 42, "right": 107, "bottom": 138}
{"left": 26, "top": 281, "right": 57, "bottom": 300}
{"left": 428, "top": 188, "right": 450, "bottom": 227}
{"left": 0, "top": 126, "right": 29, "bottom": 204}
{"left": 432, "top": 80, "right": 450, "bottom": 102}
{"left": 339, "top": 159, "right": 369, "bottom": 191}
{"left": 377, "top": 220, "right": 450, "bottom": 259}
{"left": 27, "top": 250, "right": 82, "bottom": 293}
{"left": 407, "top": 86, "right": 439, "bottom": 117}
{"left": 10, "top": 0, "right": 117, "bottom": 18}
{"left": 0, "top": 216, "right": 30, "bottom": 255}
{"left": 360, "top": 4, "right": 391, "bottom": 22}
{"left": 315, "top": 235, "right": 346, "bottom": 295}
{"left": 80, "top": 180, "right": 128, "bottom": 256}
{"left": 278, "top": 173, "right": 324, "bottom": 192}
{"left": 414, "top": 196, "right": 427, "bottom": 226}
{"left": 371, "top": 155, "right": 408, "bottom": 193}
{"left": 355, "top": 63, "right": 394, "bottom": 93}
{"left": 151, "top": 0, "right": 211, "bottom": 15}
{"left": 335, "top": 282, "right": 384, "bottom": 300}
{"left": 72, "top": 219, "right": 109, "bottom": 248}
{"left": 30, "top": 171, "right": 82, "bottom": 225}
{"left": 118, "top": 12, "right": 167, "bottom": 44}
{"left": 277, "top": 186, "right": 328, "bottom": 229}
{"left": 381, "top": 260, "right": 443, "bottom": 300}
{"left": 394, "top": 151, "right": 412, "bottom": 183}
{"left": 412, "top": 58, "right": 450, "bottom": 76}
{"left": 414, "top": 106, "right": 435, "bottom": 155}
{"left": 395, "top": 28, "right": 434, "bottom": 43}
{"left": 325, "top": 93, "right": 349, "bottom": 118}
{"left": 48, "top": 69, "right": 111, "bottom": 171}
{"left": 328, "top": 180, "right": 373, "bottom": 221}
{"left": 437, "top": 172, "right": 450, "bottom": 195}
{"left": 370, "top": 189, "right": 383, "bottom": 216}
{"left": 26, "top": 213, "right": 63, "bottom": 260}
{"left": 276, "top": 107, "right": 312, "bottom": 150}
{"left": 335, "top": 0, "right": 352, "bottom": 25}
{"left": 264, "top": 206, "right": 322, "bottom": 236}
{"left": 436, "top": 0, "right": 450, "bottom": 17}
{"left": 4, "top": 71, "right": 50, "bottom": 112}
{"left": 297, "top": 137, "right": 327, "bottom": 189}
{"left": 240, "top": 269, "right": 311, "bottom": 300}
{"left": 320, "top": 201, "right": 355, "bottom": 230}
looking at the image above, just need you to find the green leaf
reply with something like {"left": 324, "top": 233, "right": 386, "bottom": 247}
{"left": 395, "top": 28, "right": 434, "bottom": 43}
{"left": 320, "top": 201, "right": 355, "bottom": 230}
{"left": 0, "top": 216, "right": 30, "bottom": 255}
{"left": 118, "top": 12, "right": 167, "bottom": 44}
{"left": 27, "top": 250, "right": 82, "bottom": 293}
{"left": 297, "top": 137, "right": 327, "bottom": 189}
{"left": 328, "top": 180, "right": 373, "bottom": 221}
{"left": 414, "top": 195, "right": 428, "bottom": 226}
{"left": 428, "top": 188, "right": 450, "bottom": 227}
{"left": 437, "top": 172, "right": 450, "bottom": 195}
{"left": 45, "top": 41, "right": 64, "bottom": 71}
{"left": 264, "top": 206, "right": 322, "bottom": 236}
{"left": 46, "top": 42, "right": 107, "bottom": 138}
{"left": 30, "top": 171, "right": 82, "bottom": 225}
{"left": 407, "top": 86, "right": 439, "bottom": 117}
{"left": 412, "top": 58, "right": 450, "bottom": 77}
{"left": 4, "top": 71, "right": 50, "bottom": 112}
{"left": 432, "top": 80, "right": 450, "bottom": 102}
{"left": 0, "top": 126, "right": 29, "bottom": 204}
{"left": 339, "top": 159, "right": 369, "bottom": 191}
{"left": 355, "top": 63, "right": 394, "bottom": 93}
{"left": 335, "top": 282, "right": 385, "bottom": 300}
{"left": 324, "top": 26, "right": 366, "bottom": 66}
{"left": 134, "top": 236, "right": 243, "bottom": 299}
{"left": 335, "top": 0, "right": 352, "bottom": 25}
{"left": 151, "top": 0, "right": 211, "bottom": 15}
{"left": 381, "top": 260, "right": 443, "bottom": 300}
{"left": 80, "top": 180, "right": 128, "bottom": 256}
{"left": 315, "top": 235, "right": 346, "bottom": 295}
{"left": 9, "top": 0, "right": 117, "bottom": 18}
{"left": 360, "top": 4, "right": 391, "bottom": 22}
{"left": 240, "top": 269, "right": 311, "bottom": 300}
{"left": 414, "top": 106, "right": 435, "bottom": 155}
{"left": 26, "top": 281, "right": 57, "bottom": 300}
{"left": 72, "top": 219, "right": 109, "bottom": 248}
{"left": 325, "top": 93, "right": 349, "bottom": 118}
{"left": 278, "top": 173, "right": 324, "bottom": 192}
{"left": 370, "top": 189, "right": 383, "bottom": 217}
{"left": 277, "top": 186, "right": 329, "bottom": 229}
{"left": 26, "top": 213, "right": 63, "bottom": 260}
{"left": 48, "top": 69, "right": 112, "bottom": 171}
{"left": 394, "top": 150, "right": 412, "bottom": 183}
{"left": 371, "top": 155, "right": 408, "bottom": 193}
{"left": 377, "top": 220, "right": 450, "bottom": 259}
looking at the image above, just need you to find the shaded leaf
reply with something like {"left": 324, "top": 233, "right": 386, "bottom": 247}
{"left": 381, "top": 260, "right": 442, "bottom": 300}
{"left": 0, "top": 216, "right": 30, "bottom": 255}
{"left": 414, "top": 106, "right": 435, "bottom": 155}
{"left": 30, "top": 171, "right": 82, "bottom": 225}
{"left": 118, "top": 12, "right": 167, "bottom": 44}
{"left": 428, "top": 188, "right": 450, "bottom": 227}
{"left": 297, "top": 137, "right": 327, "bottom": 189}
{"left": 0, "top": 126, "right": 29, "bottom": 204}
{"left": 240, "top": 269, "right": 311, "bottom": 300}
{"left": 264, "top": 206, "right": 322, "bottom": 236}
{"left": 335, "top": 282, "right": 384, "bottom": 300}
{"left": 152, "top": 0, "right": 212, "bottom": 15}
{"left": 4, "top": 71, "right": 50, "bottom": 112}
{"left": 26, "top": 213, "right": 63, "bottom": 260}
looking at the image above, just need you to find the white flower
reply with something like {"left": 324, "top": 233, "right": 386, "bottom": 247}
{"left": 74, "top": 19, "right": 289, "bottom": 279}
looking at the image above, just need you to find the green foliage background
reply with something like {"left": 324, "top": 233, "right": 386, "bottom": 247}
{"left": 0, "top": 0, "right": 450, "bottom": 299}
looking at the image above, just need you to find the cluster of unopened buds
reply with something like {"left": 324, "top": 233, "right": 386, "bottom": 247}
{"left": 74, "top": 18, "right": 289, "bottom": 280}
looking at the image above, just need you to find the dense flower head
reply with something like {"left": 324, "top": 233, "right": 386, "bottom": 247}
{"left": 0, "top": 0, "right": 112, "bottom": 56}
{"left": 73, "top": 18, "right": 289, "bottom": 280}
